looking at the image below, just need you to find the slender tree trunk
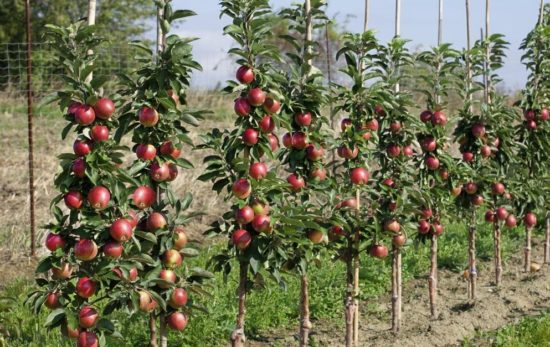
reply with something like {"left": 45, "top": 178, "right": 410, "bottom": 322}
{"left": 545, "top": 217, "right": 550, "bottom": 264}
{"left": 429, "top": 235, "right": 438, "bottom": 318}
{"left": 159, "top": 315, "right": 168, "bottom": 347}
{"left": 231, "top": 261, "right": 248, "bottom": 347}
{"left": 391, "top": 245, "right": 401, "bottom": 333}
{"left": 468, "top": 209, "right": 477, "bottom": 300}
{"left": 345, "top": 240, "right": 356, "bottom": 347}
{"left": 352, "top": 190, "right": 360, "bottom": 345}
{"left": 149, "top": 314, "right": 158, "bottom": 347}
{"left": 493, "top": 204, "right": 502, "bottom": 285}
{"left": 525, "top": 226, "right": 532, "bottom": 272}
{"left": 299, "top": 274, "right": 312, "bottom": 347}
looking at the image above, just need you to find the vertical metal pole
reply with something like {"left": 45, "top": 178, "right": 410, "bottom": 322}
{"left": 364, "top": 0, "right": 370, "bottom": 31}
{"left": 539, "top": 0, "right": 545, "bottom": 26}
{"left": 395, "top": 0, "right": 401, "bottom": 38}
{"left": 438, "top": 0, "right": 444, "bottom": 45}
{"left": 305, "top": 0, "right": 313, "bottom": 66}
{"left": 465, "top": 0, "right": 473, "bottom": 110}
{"left": 485, "top": 0, "right": 491, "bottom": 104}
{"left": 24, "top": 0, "right": 36, "bottom": 257}
{"left": 85, "top": 0, "right": 96, "bottom": 83}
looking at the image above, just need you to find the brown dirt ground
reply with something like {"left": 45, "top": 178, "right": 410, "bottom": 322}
{"left": 248, "top": 239, "right": 550, "bottom": 347}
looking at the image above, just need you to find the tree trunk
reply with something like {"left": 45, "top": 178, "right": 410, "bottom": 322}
{"left": 231, "top": 261, "right": 248, "bottom": 347}
{"left": 468, "top": 209, "right": 477, "bottom": 300}
{"left": 159, "top": 315, "right": 168, "bottom": 347}
{"left": 525, "top": 226, "right": 532, "bottom": 273}
{"left": 429, "top": 235, "right": 438, "bottom": 318}
{"left": 352, "top": 190, "right": 361, "bottom": 344}
{"left": 299, "top": 274, "right": 312, "bottom": 347}
{"left": 493, "top": 210, "right": 502, "bottom": 286}
{"left": 545, "top": 217, "right": 549, "bottom": 264}
{"left": 149, "top": 314, "right": 158, "bottom": 347}
{"left": 391, "top": 245, "right": 401, "bottom": 333}
{"left": 344, "top": 242, "right": 356, "bottom": 347}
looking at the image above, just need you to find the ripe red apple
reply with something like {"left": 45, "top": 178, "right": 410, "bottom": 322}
{"left": 362, "top": 131, "right": 372, "bottom": 141}
{"left": 387, "top": 144, "right": 401, "bottom": 158}
{"left": 294, "top": 112, "right": 312, "bottom": 126}
{"left": 259, "top": 115, "right": 275, "bottom": 133}
{"left": 491, "top": 182, "right": 505, "bottom": 195}
{"left": 160, "top": 141, "right": 181, "bottom": 159}
{"left": 268, "top": 133, "right": 279, "bottom": 151}
{"left": 431, "top": 221, "right": 444, "bottom": 236}
{"left": 402, "top": 145, "right": 414, "bottom": 156}
{"left": 480, "top": 145, "right": 492, "bottom": 158}
{"left": 392, "top": 234, "right": 406, "bottom": 247}
{"left": 341, "top": 118, "right": 353, "bottom": 131}
{"left": 496, "top": 207, "right": 508, "bottom": 221}
{"left": 133, "top": 186, "right": 156, "bottom": 209}
{"left": 384, "top": 220, "right": 401, "bottom": 233}
{"left": 439, "top": 169, "right": 449, "bottom": 180}
{"left": 163, "top": 249, "right": 183, "bottom": 268}
{"left": 136, "top": 144, "right": 157, "bottom": 161}
{"left": 471, "top": 195, "right": 484, "bottom": 206}
{"left": 236, "top": 66, "right": 254, "bottom": 84}
{"left": 337, "top": 144, "right": 359, "bottom": 159}
{"left": 418, "top": 220, "right": 430, "bottom": 234}
{"left": 247, "top": 87, "right": 266, "bottom": 106}
{"left": 138, "top": 291, "right": 158, "bottom": 312}
{"left": 306, "top": 144, "right": 324, "bottom": 161}
{"left": 76, "top": 277, "right": 97, "bottom": 298}
{"left": 382, "top": 178, "right": 395, "bottom": 187}
{"left": 73, "top": 139, "right": 92, "bottom": 156}
{"left": 251, "top": 200, "right": 270, "bottom": 216}
{"left": 451, "top": 186, "right": 462, "bottom": 197}
{"left": 90, "top": 125, "right": 108, "bottom": 142}
{"left": 168, "top": 288, "right": 188, "bottom": 309}
{"left": 425, "top": 156, "right": 440, "bottom": 170}
{"left": 431, "top": 111, "right": 447, "bottom": 126}
{"left": 173, "top": 226, "right": 188, "bottom": 250}
{"left": 374, "top": 104, "right": 385, "bottom": 116}
{"left": 464, "top": 182, "right": 478, "bottom": 195}
{"left": 309, "top": 167, "right": 327, "bottom": 181}
{"left": 421, "top": 137, "right": 437, "bottom": 152}
{"left": 390, "top": 122, "right": 402, "bottom": 133}
{"left": 72, "top": 158, "right": 86, "bottom": 178}
{"left": 526, "top": 120, "right": 537, "bottom": 130}
{"left": 232, "top": 178, "right": 251, "bottom": 199}
{"left": 524, "top": 212, "right": 537, "bottom": 228}
{"left": 74, "top": 105, "right": 96, "bottom": 125}
{"left": 287, "top": 173, "right": 305, "bottom": 191}
{"left": 292, "top": 132, "right": 308, "bottom": 150}
{"left": 167, "top": 90, "right": 180, "bottom": 105}
{"left": 369, "top": 244, "right": 388, "bottom": 259}
{"left": 540, "top": 108, "right": 549, "bottom": 121}
{"left": 147, "top": 212, "right": 167, "bottom": 231}
{"left": 462, "top": 151, "right": 474, "bottom": 162}
{"left": 505, "top": 214, "right": 517, "bottom": 228}
{"left": 485, "top": 210, "right": 495, "bottom": 222}
{"left": 340, "top": 198, "right": 358, "bottom": 209}
{"left": 93, "top": 98, "right": 115, "bottom": 119}
{"left": 167, "top": 163, "right": 178, "bottom": 181}
{"left": 109, "top": 218, "right": 134, "bottom": 242}
{"left": 420, "top": 110, "right": 433, "bottom": 123}
{"left": 77, "top": 331, "right": 98, "bottom": 347}
{"left": 113, "top": 267, "right": 138, "bottom": 282}
{"left": 249, "top": 162, "right": 268, "bottom": 180}
{"left": 67, "top": 102, "right": 82, "bottom": 117}
{"left": 166, "top": 312, "right": 188, "bottom": 331}
{"left": 44, "top": 292, "right": 60, "bottom": 309}
{"left": 103, "top": 241, "right": 123, "bottom": 258}
{"left": 234, "top": 97, "right": 251, "bottom": 116}
{"left": 78, "top": 306, "right": 98, "bottom": 329}
{"left": 158, "top": 269, "right": 177, "bottom": 289}
{"left": 389, "top": 201, "right": 398, "bottom": 211}
{"left": 524, "top": 109, "right": 536, "bottom": 121}
{"left": 88, "top": 185, "right": 110, "bottom": 210}
{"left": 421, "top": 208, "right": 433, "bottom": 219}
{"left": 263, "top": 97, "right": 281, "bottom": 114}
{"left": 61, "top": 323, "right": 80, "bottom": 339}
{"left": 74, "top": 239, "right": 98, "bottom": 261}
{"left": 51, "top": 263, "right": 73, "bottom": 280}
{"left": 232, "top": 229, "right": 252, "bottom": 250}
{"left": 471, "top": 123, "right": 486, "bottom": 138}
{"left": 328, "top": 225, "right": 345, "bottom": 241}
{"left": 235, "top": 206, "right": 255, "bottom": 225}
{"left": 282, "top": 133, "right": 293, "bottom": 148}
{"left": 150, "top": 161, "right": 170, "bottom": 182}
{"left": 139, "top": 107, "right": 159, "bottom": 127}
{"left": 45, "top": 233, "right": 65, "bottom": 252}
{"left": 252, "top": 214, "right": 271, "bottom": 233}
{"left": 350, "top": 167, "right": 369, "bottom": 185}
{"left": 307, "top": 230, "right": 324, "bottom": 244}
{"left": 242, "top": 128, "right": 259, "bottom": 146}
{"left": 364, "top": 118, "right": 379, "bottom": 131}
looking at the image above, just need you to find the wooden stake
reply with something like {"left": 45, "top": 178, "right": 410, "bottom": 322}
{"left": 159, "top": 315, "right": 168, "bottom": 347}
{"left": 305, "top": 0, "right": 313, "bottom": 66}
{"left": 484, "top": 0, "right": 491, "bottom": 104}
{"left": 345, "top": 239, "right": 356, "bottom": 347}
{"left": 468, "top": 209, "right": 477, "bottom": 300}
{"left": 539, "top": 0, "right": 545, "bottom": 26}
{"left": 85, "top": 0, "right": 96, "bottom": 83}
{"left": 438, "top": 0, "right": 444, "bottom": 46}
{"left": 353, "top": 189, "right": 361, "bottom": 345}
{"left": 493, "top": 197, "right": 502, "bottom": 286}
{"left": 231, "top": 262, "right": 248, "bottom": 347}
{"left": 364, "top": 0, "right": 370, "bottom": 31}
{"left": 545, "top": 217, "right": 550, "bottom": 264}
{"left": 465, "top": 0, "right": 473, "bottom": 110}
{"left": 525, "top": 226, "right": 532, "bottom": 272}
{"left": 429, "top": 235, "right": 438, "bottom": 318}
{"left": 299, "top": 274, "right": 312, "bottom": 347}
{"left": 149, "top": 314, "right": 158, "bottom": 347}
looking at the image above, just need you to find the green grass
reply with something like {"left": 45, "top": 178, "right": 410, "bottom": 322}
{"left": 462, "top": 311, "right": 550, "bottom": 347}
{"left": 0, "top": 221, "right": 530, "bottom": 346}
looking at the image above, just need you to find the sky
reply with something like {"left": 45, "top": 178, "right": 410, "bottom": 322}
{"left": 161, "top": 0, "right": 543, "bottom": 90}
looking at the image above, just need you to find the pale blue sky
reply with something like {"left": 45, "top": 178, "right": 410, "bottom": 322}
{"left": 164, "top": 1, "right": 543, "bottom": 90}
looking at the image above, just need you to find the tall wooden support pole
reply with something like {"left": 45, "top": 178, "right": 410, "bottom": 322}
{"left": 494, "top": 197, "right": 502, "bottom": 285}
{"left": 540, "top": 1, "right": 550, "bottom": 266}
{"left": 85, "top": 0, "right": 96, "bottom": 83}
{"left": 24, "top": 0, "right": 35, "bottom": 257}
{"left": 525, "top": 226, "right": 532, "bottom": 272}
{"left": 391, "top": 0, "right": 402, "bottom": 334}
{"left": 465, "top": 0, "right": 473, "bottom": 108}
{"left": 468, "top": 209, "right": 477, "bottom": 300}
{"left": 438, "top": 0, "right": 444, "bottom": 46}
{"left": 485, "top": 0, "right": 491, "bottom": 104}
{"left": 364, "top": 0, "right": 370, "bottom": 31}
{"left": 352, "top": 190, "right": 361, "bottom": 345}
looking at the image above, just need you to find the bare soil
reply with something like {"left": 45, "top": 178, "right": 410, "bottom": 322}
{"left": 249, "top": 239, "right": 550, "bottom": 347}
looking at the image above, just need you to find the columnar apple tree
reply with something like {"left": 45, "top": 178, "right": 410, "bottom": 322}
{"left": 114, "top": 2, "right": 212, "bottom": 345}
{"left": 276, "top": 2, "right": 329, "bottom": 346}
{"left": 414, "top": 44, "right": 459, "bottom": 317}
{"left": 516, "top": 10, "right": 550, "bottom": 270}
{"left": 28, "top": 22, "right": 126, "bottom": 347}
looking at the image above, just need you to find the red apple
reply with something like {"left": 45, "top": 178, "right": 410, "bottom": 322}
{"left": 103, "top": 241, "right": 123, "bottom": 258}
{"left": 74, "top": 239, "right": 98, "bottom": 261}
{"left": 426, "top": 156, "right": 440, "bottom": 170}
{"left": 462, "top": 151, "right": 474, "bottom": 162}
{"left": 369, "top": 244, "right": 388, "bottom": 259}
{"left": 232, "top": 229, "right": 252, "bottom": 250}
{"left": 431, "top": 111, "right": 447, "bottom": 126}
{"left": 232, "top": 178, "right": 251, "bottom": 199}
{"left": 418, "top": 220, "right": 430, "bottom": 234}
{"left": 305, "top": 144, "right": 324, "bottom": 161}
{"left": 491, "top": 182, "right": 505, "bottom": 195}
{"left": 364, "top": 118, "right": 379, "bottom": 131}
{"left": 150, "top": 161, "right": 170, "bottom": 182}
{"left": 309, "top": 167, "right": 327, "bottom": 181}
{"left": 439, "top": 169, "right": 449, "bottom": 180}
{"left": 160, "top": 141, "right": 181, "bottom": 159}
{"left": 287, "top": 173, "right": 305, "bottom": 192}
{"left": 524, "top": 109, "right": 536, "bottom": 121}
{"left": 392, "top": 234, "right": 406, "bottom": 247}
{"left": 294, "top": 112, "right": 312, "bottom": 127}
{"left": 242, "top": 128, "right": 259, "bottom": 146}
{"left": 420, "top": 110, "right": 433, "bottom": 123}
{"left": 61, "top": 324, "right": 80, "bottom": 339}
{"left": 166, "top": 312, "right": 188, "bottom": 331}
{"left": 78, "top": 306, "right": 98, "bottom": 328}
{"left": 524, "top": 212, "right": 537, "bottom": 228}
{"left": 341, "top": 118, "right": 352, "bottom": 131}
{"left": 282, "top": 132, "right": 293, "bottom": 148}
{"left": 526, "top": 120, "right": 537, "bottom": 130}
{"left": 259, "top": 115, "right": 275, "bottom": 133}
{"left": 158, "top": 269, "right": 177, "bottom": 289}
{"left": 390, "top": 122, "right": 402, "bottom": 133}
{"left": 73, "top": 139, "right": 92, "bottom": 156}
{"left": 340, "top": 198, "right": 358, "bottom": 209}
{"left": 67, "top": 102, "right": 82, "bottom": 117}
{"left": 44, "top": 292, "right": 60, "bottom": 309}
{"left": 74, "top": 105, "right": 95, "bottom": 126}
{"left": 251, "top": 200, "right": 270, "bottom": 216}
{"left": 350, "top": 167, "right": 369, "bottom": 185}
{"left": 540, "top": 108, "right": 549, "bottom": 121}
{"left": 374, "top": 104, "right": 385, "bottom": 116}
{"left": 471, "top": 195, "right": 484, "bottom": 206}
{"left": 307, "top": 230, "right": 324, "bottom": 244}
{"left": 147, "top": 212, "right": 167, "bottom": 231}
{"left": 133, "top": 186, "right": 156, "bottom": 209}
{"left": 72, "top": 158, "right": 86, "bottom": 178}
{"left": 464, "top": 182, "right": 478, "bottom": 195}
{"left": 431, "top": 221, "right": 444, "bottom": 236}
{"left": 77, "top": 331, "right": 98, "bottom": 347}
{"left": 248, "top": 87, "right": 266, "bottom": 106}
{"left": 64, "top": 191, "right": 83, "bottom": 209}
{"left": 235, "top": 206, "right": 255, "bottom": 225}
{"left": 292, "top": 132, "right": 308, "bottom": 150}
{"left": 480, "top": 145, "right": 492, "bottom": 158}
{"left": 384, "top": 219, "right": 401, "bottom": 233}
{"left": 505, "top": 214, "right": 517, "bottom": 228}
{"left": 402, "top": 145, "right": 414, "bottom": 156}
{"left": 251, "top": 215, "right": 271, "bottom": 233}
{"left": 383, "top": 178, "right": 395, "bottom": 187}
{"left": 90, "top": 125, "right": 109, "bottom": 142}
{"left": 138, "top": 290, "right": 158, "bottom": 312}
{"left": 168, "top": 288, "right": 188, "bottom": 309}
{"left": 421, "top": 137, "right": 437, "bottom": 152}
{"left": 485, "top": 210, "right": 495, "bottom": 222}
{"left": 45, "top": 233, "right": 65, "bottom": 252}
{"left": 451, "top": 186, "right": 462, "bottom": 197}
{"left": 328, "top": 225, "right": 345, "bottom": 241}
{"left": 167, "top": 163, "right": 178, "bottom": 181}
{"left": 496, "top": 207, "right": 508, "bottom": 221}
{"left": 76, "top": 277, "right": 97, "bottom": 298}
{"left": 236, "top": 66, "right": 254, "bottom": 84}
{"left": 51, "top": 263, "right": 73, "bottom": 280}
{"left": 471, "top": 123, "right": 486, "bottom": 138}
{"left": 173, "top": 226, "right": 188, "bottom": 250}
{"left": 88, "top": 185, "right": 110, "bottom": 210}
{"left": 337, "top": 144, "right": 359, "bottom": 159}
{"left": 421, "top": 208, "right": 433, "bottom": 219}
{"left": 113, "top": 267, "right": 138, "bottom": 282}
{"left": 268, "top": 134, "right": 279, "bottom": 151}
{"left": 136, "top": 144, "right": 157, "bottom": 161}
{"left": 139, "top": 107, "right": 159, "bottom": 127}
{"left": 263, "top": 97, "right": 281, "bottom": 114}
{"left": 163, "top": 249, "right": 183, "bottom": 268}
{"left": 167, "top": 90, "right": 180, "bottom": 105}
{"left": 387, "top": 144, "right": 401, "bottom": 158}
{"left": 249, "top": 162, "right": 268, "bottom": 180}
{"left": 234, "top": 97, "right": 251, "bottom": 116}
{"left": 93, "top": 98, "right": 115, "bottom": 119}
